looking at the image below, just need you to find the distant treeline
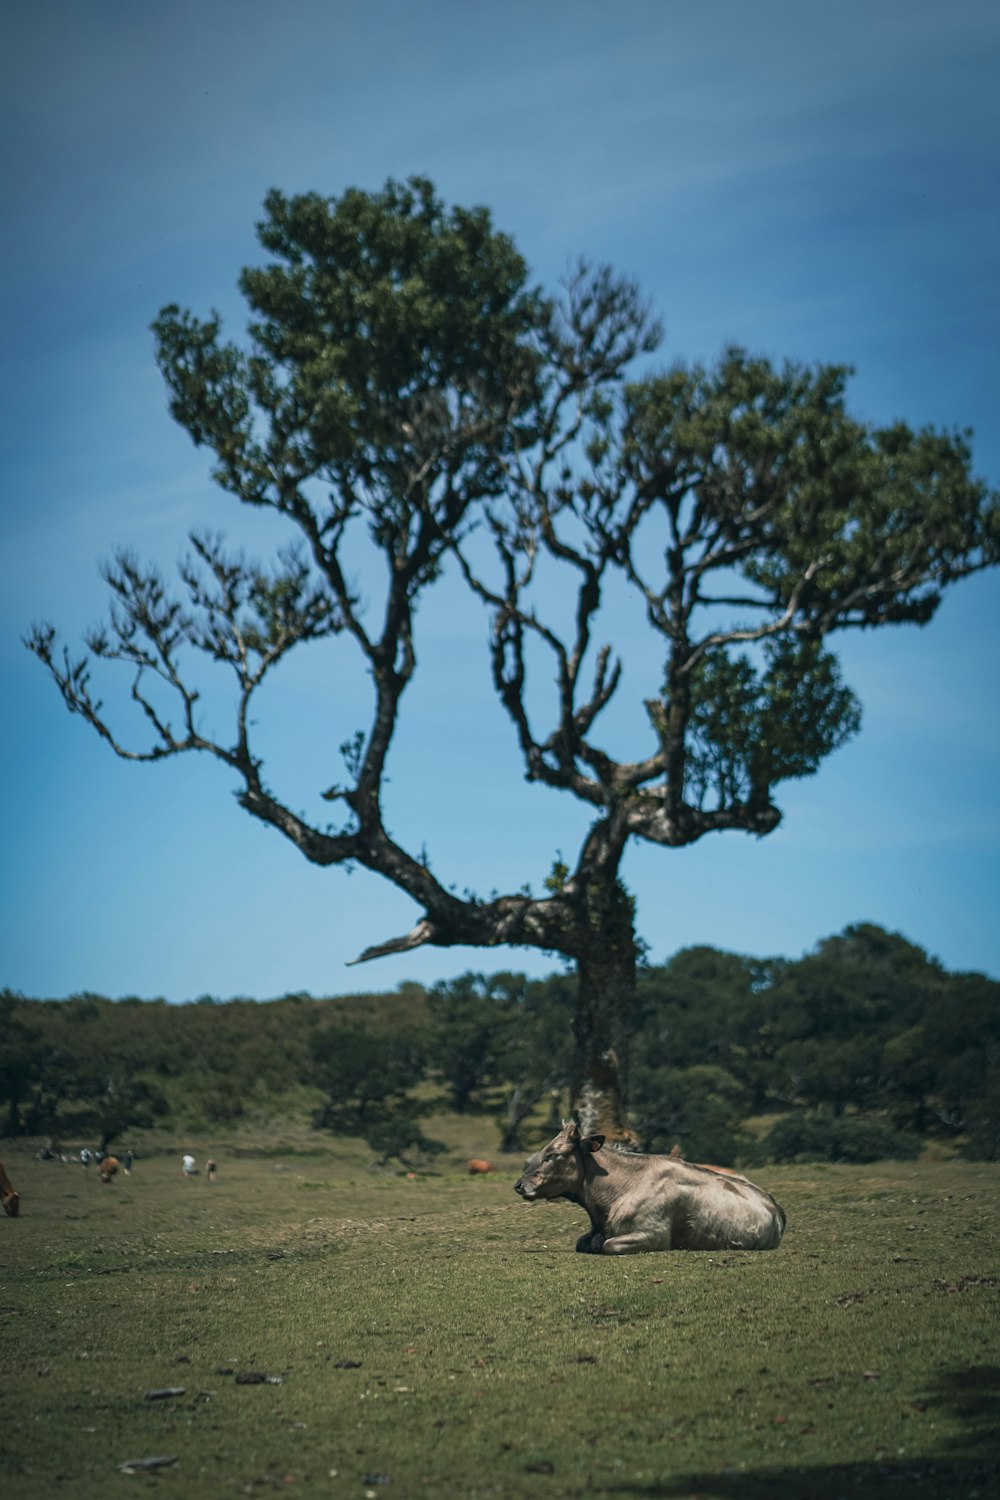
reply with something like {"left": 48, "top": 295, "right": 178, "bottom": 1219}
{"left": 2, "top": 923, "right": 997, "bottom": 1164}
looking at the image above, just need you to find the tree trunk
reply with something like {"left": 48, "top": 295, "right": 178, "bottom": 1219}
{"left": 497, "top": 1083, "right": 536, "bottom": 1153}
{"left": 571, "top": 877, "right": 641, "bottom": 1147}
{"left": 498, "top": 1074, "right": 567, "bottom": 1152}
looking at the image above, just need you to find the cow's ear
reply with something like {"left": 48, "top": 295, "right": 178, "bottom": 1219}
{"left": 582, "top": 1134, "right": 605, "bottom": 1153}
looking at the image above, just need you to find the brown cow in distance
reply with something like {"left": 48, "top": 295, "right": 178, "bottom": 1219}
{"left": 467, "top": 1159, "right": 494, "bottom": 1175}
{"left": 515, "top": 1121, "right": 785, "bottom": 1254}
{"left": 99, "top": 1157, "right": 120, "bottom": 1184}
{"left": 0, "top": 1160, "right": 19, "bottom": 1217}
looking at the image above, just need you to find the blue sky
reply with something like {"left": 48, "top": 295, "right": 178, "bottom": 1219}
{"left": 2, "top": 0, "right": 998, "bottom": 1000}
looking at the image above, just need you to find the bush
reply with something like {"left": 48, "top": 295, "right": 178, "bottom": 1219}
{"left": 958, "top": 1083, "right": 1000, "bottom": 1161}
{"left": 759, "top": 1111, "right": 920, "bottom": 1164}
{"left": 363, "top": 1111, "right": 447, "bottom": 1169}
{"left": 632, "top": 1065, "right": 754, "bottom": 1165}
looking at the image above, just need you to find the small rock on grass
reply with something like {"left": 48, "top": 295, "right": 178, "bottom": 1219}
{"left": 119, "top": 1455, "right": 178, "bottom": 1473}
{"left": 144, "top": 1387, "right": 186, "bottom": 1400}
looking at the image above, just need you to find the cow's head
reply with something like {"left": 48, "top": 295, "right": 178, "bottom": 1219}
{"left": 1, "top": 1189, "right": 18, "bottom": 1218}
{"left": 514, "top": 1120, "right": 604, "bottom": 1201}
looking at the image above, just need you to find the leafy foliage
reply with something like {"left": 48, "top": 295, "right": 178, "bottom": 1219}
{"left": 625, "top": 924, "right": 998, "bottom": 1161}
{"left": 306, "top": 1016, "right": 445, "bottom": 1164}
{"left": 686, "top": 637, "right": 862, "bottom": 810}
{"left": 757, "top": 1112, "right": 920, "bottom": 1164}
{"left": 426, "top": 973, "right": 518, "bottom": 1113}
{"left": 632, "top": 1063, "right": 755, "bottom": 1165}
{"left": 3, "top": 923, "right": 997, "bottom": 1162}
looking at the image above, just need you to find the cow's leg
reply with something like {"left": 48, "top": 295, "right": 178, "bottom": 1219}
{"left": 575, "top": 1228, "right": 605, "bottom": 1254}
{"left": 599, "top": 1227, "right": 672, "bottom": 1254}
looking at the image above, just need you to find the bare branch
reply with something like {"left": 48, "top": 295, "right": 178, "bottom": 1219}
{"left": 682, "top": 555, "right": 830, "bottom": 674}
{"left": 238, "top": 783, "right": 359, "bottom": 866}
{"left": 348, "top": 920, "right": 436, "bottom": 965}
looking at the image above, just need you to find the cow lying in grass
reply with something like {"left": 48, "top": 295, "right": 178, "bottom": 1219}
{"left": 515, "top": 1121, "right": 785, "bottom": 1254}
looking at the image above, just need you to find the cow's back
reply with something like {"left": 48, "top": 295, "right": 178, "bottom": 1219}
{"left": 593, "top": 1151, "right": 785, "bottom": 1252}
{"left": 670, "top": 1164, "right": 785, "bottom": 1250}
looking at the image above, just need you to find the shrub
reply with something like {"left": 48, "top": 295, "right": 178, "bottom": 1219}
{"left": 759, "top": 1111, "right": 920, "bottom": 1164}
{"left": 959, "top": 1082, "right": 1000, "bottom": 1161}
{"left": 632, "top": 1065, "right": 754, "bottom": 1165}
{"left": 363, "top": 1112, "right": 447, "bottom": 1169}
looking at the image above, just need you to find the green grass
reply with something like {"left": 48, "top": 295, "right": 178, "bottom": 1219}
{"left": 1, "top": 1142, "right": 998, "bottom": 1498}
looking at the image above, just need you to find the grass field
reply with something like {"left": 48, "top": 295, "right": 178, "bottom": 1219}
{"left": 1, "top": 1137, "right": 998, "bottom": 1499}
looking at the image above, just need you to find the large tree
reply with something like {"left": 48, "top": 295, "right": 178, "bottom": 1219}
{"left": 29, "top": 178, "right": 999, "bottom": 1141}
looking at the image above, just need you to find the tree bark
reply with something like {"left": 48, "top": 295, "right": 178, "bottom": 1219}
{"left": 571, "top": 876, "right": 641, "bottom": 1146}
{"left": 498, "top": 1083, "right": 536, "bottom": 1153}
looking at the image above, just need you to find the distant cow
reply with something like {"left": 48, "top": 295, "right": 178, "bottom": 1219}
{"left": 99, "top": 1157, "right": 120, "bottom": 1184}
{"left": 0, "top": 1160, "right": 19, "bottom": 1217}
{"left": 467, "top": 1159, "right": 494, "bottom": 1175}
{"left": 515, "top": 1121, "right": 785, "bottom": 1254}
